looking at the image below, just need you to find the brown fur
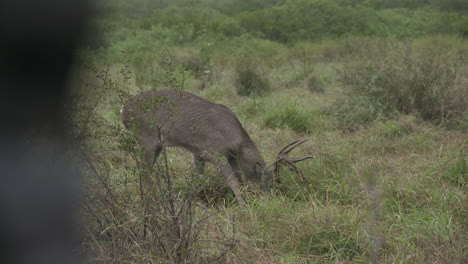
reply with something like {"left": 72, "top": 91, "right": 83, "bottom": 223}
{"left": 122, "top": 89, "right": 272, "bottom": 205}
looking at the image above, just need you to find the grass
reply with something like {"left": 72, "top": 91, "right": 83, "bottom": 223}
{"left": 78, "top": 34, "right": 468, "bottom": 263}
{"left": 336, "top": 37, "right": 468, "bottom": 127}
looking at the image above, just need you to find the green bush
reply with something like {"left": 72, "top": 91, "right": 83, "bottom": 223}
{"left": 456, "top": 16, "right": 468, "bottom": 37}
{"left": 330, "top": 95, "right": 388, "bottom": 130}
{"left": 173, "top": 47, "right": 207, "bottom": 75}
{"left": 235, "top": 64, "right": 270, "bottom": 96}
{"left": 263, "top": 101, "right": 311, "bottom": 133}
{"left": 337, "top": 41, "right": 467, "bottom": 126}
{"left": 211, "top": 17, "right": 245, "bottom": 37}
{"left": 307, "top": 75, "right": 326, "bottom": 93}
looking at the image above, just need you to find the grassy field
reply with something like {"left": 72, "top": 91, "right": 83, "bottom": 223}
{"left": 77, "top": 1, "right": 467, "bottom": 263}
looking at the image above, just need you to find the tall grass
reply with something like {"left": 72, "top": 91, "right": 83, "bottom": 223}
{"left": 77, "top": 32, "right": 468, "bottom": 263}
{"left": 336, "top": 38, "right": 468, "bottom": 129}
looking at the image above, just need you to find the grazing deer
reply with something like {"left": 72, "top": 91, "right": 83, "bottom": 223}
{"left": 121, "top": 89, "right": 311, "bottom": 205}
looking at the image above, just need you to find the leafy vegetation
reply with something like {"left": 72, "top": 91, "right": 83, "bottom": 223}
{"left": 336, "top": 38, "right": 467, "bottom": 127}
{"left": 77, "top": 0, "right": 468, "bottom": 263}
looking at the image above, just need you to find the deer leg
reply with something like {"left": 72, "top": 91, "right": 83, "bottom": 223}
{"left": 136, "top": 135, "right": 161, "bottom": 239}
{"left": 202, "top": 153, "right": 246, "bottom": 206}
{"left": 192, "top": 154, "right": 205, "bottom": 175}
{"left": 220, "top": 165, "right": 246, "bottom": 206}
{"left": 228, "top": 157, "right": 243, "bottom": 183}
{"left": 139, "top": 135, "right": 162, "bottom": 169}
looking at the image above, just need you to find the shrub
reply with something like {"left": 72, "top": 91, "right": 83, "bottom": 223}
{"left": 235, "top": 64, "right": 270, "bottom": 96}
{"left": 173, "top": 47, "right": 207, "bottom": 76}
{"left": 307, "top": 75, "right": 325, "bottom": 93}
{"left": 456, "top": 17, "right": 468, "bottom": 37}
{"left": 212, "top": 17, "right": 245, "bottom": 37}
{"left": 263, "top": 101, "right": 310, "bottom": 133}
{"left": 330, "top": 95, "right": 388, "bottom": 131}
{"left": 337, "top": 41, "right": 467, "bottom": 127}
{"left": 76, "top": 57, "right": 237, "bottom": 263}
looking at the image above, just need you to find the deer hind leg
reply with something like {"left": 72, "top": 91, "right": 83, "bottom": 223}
{"left": 201, "top": 152, "right": 246, "bottom": 206}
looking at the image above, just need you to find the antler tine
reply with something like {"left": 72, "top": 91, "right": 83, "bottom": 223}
{"left": 284, "top": 159, "right": 306, "bottom": 180}
{"left": 276, "top": 140, "right": 301, "bottom": 156}
{"left": 289, "top": 156, "right": 314, "bottom": 163}
{"left": 264, "top": 159, "right": 279, "bottom": 172}
{"left": 271, "top": 139, "right": 313, "bottom": 182}
{"left": 277, "top": 139, "right": 309, "bottom": 156}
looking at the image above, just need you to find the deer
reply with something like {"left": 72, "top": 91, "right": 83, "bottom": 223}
{"left": 121, "top": 89, "right": 312, "bottom": 205}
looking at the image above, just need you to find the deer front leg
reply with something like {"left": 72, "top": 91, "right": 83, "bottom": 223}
{"left": 221, "top": 164, "right": 246, "bottom": 206}
{"left": 228, "top": 157, "right": 244, "bottom": 183}
{"left": 192, "top": 154, "right": 205, "bottom": 175}
{"left": 201, "top": 153, "right": 246, "bottom": 206}
{"left": 138, "top": 135, "right": 162, "bottom": 169}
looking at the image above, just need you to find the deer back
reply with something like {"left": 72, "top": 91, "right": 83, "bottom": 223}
{"left": 122, "top": 89, "right": 259, "bottom": 157}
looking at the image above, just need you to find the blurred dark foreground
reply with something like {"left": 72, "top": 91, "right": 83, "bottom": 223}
{"left": 0, "top": 1, "right": 91, "bottom": 263}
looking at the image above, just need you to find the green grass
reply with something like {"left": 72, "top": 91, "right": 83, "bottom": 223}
{"left": 78, "top": 32, "right": 468, "bottom": 263}
{"left": 263, "top": 102, "right": 311, "bottom": 133}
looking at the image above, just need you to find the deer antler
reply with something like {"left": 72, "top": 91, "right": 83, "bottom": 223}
{"left": 271, "top": 139, "right": 313, "bottom": 180}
